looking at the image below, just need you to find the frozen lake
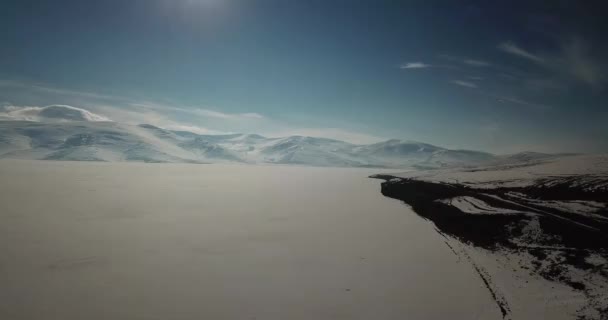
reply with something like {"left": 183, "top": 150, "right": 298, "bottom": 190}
{"left": 0, "top": 160, "right": 502, "bottom": 320}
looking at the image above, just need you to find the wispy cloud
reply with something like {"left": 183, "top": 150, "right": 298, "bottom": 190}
{"left": 438, "top": 55, "right": 491, "bottom": 68}
{"left": 400, "top": 62, "right": 431, "bottom": 69}
{"left": 0, "top": 80, "right": 266, "bottom": 122}
{"left": 0, "top": 79, "right": 130, "bottom": 103}
{"left": 498, "top": 37, "right": 604, "bottom": 88}
{"left": 130, "top": 103, "right": 265, "bottom": 120}
{"left": 0, "top": 104, "right": 111, "bottom": 122}
{"left": 496, "top": 96, "right": 551, "bottom": 111}
{"left": 498, "top": 42, "right": 545, "bottom": 64}
{"left": 192, "top": 109, "right": 264, "bottom": 120}
{"left": 92, "top": 104, "right": 224, "bottom": 135}
{"left": 450, "top": 80, "right": 478, "bottom": 88}
{"left": 0, "top": 79, "right": 384, "bottom": 143}
{"left": 463, "top": 59, "right": 491, "bottom": 67}
{"left": 161, "top": 124, "right": 225, "bottom": 135}
{"left": 561, "top": 37, "right": 603, "bottom": 88}
{"left": 268, "top": 128, "right": 385, "bottom": 145}
{"left": 498, "top": 73, "right": 519, "bottom": 80}
{"left": 523, "top": 77, "right": 566, "bottom": 91}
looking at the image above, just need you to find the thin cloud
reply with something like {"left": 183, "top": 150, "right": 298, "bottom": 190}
{"left": 0, "top": 105, "right": 111, "bottom": 122}
{"left": 192, "top": 109, "right": 264, "bottom": 120}
{"left": 523, "top": 77, "right": 566, "bottom": 91}
{"left": 93, "top": 104, "right": 223, "bottom": 135}
{"left": 450, "top": 80, "right": 478, "bottom": 88}
{"left": 465, "top": 89, "right": 554, "bottom": 111}
{"left": 161, "top": 124, "right": 226, "bottom": 135}
{"left": 131, "top": 103, "right": 264, "bottom": 120}
{"left": 497, "top": 96, "right": 552, "bottom": 111}
{"left": 0, "top": 80, "right": 266, "bottom": 122}
{"left": 268, "top": 128, "right": 385, "bottom": 145}
{"left": 438, "top": 55, "right": 491, "bottom": 67}
{"left": 498, "top": 73, "right": 519, "bottom": 80}
{"left": 498, "top": 42, "right": 545, "bottom": 64}
{"left": 0, "top": 79, "right": 130, "bottom": 103}
{"left": 499, "top": 37, "right": 604, "bottom": 89}
{"left": 463, "top": 59, "right": 491, "bottom": 67}
{"left": 400, "top": 62, "right": 431, "bottom": 69}
{"left": 240, "top": 113, "right": 264, "bottom": 119}
{"left": 561, "top": 37, "right": 603, "bottom": 88}
{"left": 0, "top": 80, "right": 385, "bottom": 145}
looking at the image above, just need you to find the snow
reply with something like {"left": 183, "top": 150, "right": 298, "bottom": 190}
{"left": 393, "top": 154, "right": 608, "bottom": 190}
{"left": 0, "top": 120, "right": 516, "bottom": 168}
{"left": 585, "top": 254, "right": 607, "bottom": 267}
{"left": 386, "top": 155, "right": 608, "bottom": 226}
{"left": 506, "top": 192, "right": 608, "bottom": 221}
{"left": 441, "top": 236, "right": 594, "bottom": 320}
{"left": 382, "top": 155, "right": 608, "bottom": 319}
{"left": 0, "top": 160, "right": 505, "bottom": 320}
{"left": 436, "top": 196, "right": 526, "bottom": 214}
{"left": 0, "top": 105, "right": 111, "bottom": 122}
{"left": 469, "top": 246, "right": 603, "bottom": 320}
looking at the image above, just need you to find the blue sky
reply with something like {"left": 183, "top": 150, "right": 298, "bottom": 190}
{"left": 1, "top": 0, "right": 607, "bottom": 153}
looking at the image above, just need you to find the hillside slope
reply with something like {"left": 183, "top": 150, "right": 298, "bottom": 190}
{"left": 372, "top": 154, "right": 608, "bottom": 319}
{"left": 0, "top": 120, "right": 521, "bottom": 168}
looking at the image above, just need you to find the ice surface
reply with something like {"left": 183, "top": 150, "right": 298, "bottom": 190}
{"left": 0, "top": 160, "right": 505, "bottom": 320}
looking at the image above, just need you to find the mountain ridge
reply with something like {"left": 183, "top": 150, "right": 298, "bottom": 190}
{"left": 0, "top": 120, "right": 576, "bottom": 168}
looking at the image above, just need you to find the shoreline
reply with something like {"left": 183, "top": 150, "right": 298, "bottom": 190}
{"left": 371, "top": 173, "right": 608, "bottom": 319}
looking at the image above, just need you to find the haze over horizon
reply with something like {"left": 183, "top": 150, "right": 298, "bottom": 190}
{"left": 1, "top": 0, "right": 607, "bottom": 154}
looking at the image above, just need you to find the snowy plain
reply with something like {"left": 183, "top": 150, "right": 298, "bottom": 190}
{"left": 0, "top": 160, "right": 508, "bottom": 320}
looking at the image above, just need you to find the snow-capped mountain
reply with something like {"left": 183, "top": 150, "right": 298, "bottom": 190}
{"left": 0, "top": 106, "right": 571, "bottom": 168}
{"left": 0, "top": 104, "right": 111, "bottom": 122}
{"left": 352, "top": 139, "right": 497, "bottom": 168}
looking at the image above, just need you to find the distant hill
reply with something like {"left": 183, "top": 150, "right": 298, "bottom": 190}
{"left": 0, "top": 117, "right": 576, "bottom": 168}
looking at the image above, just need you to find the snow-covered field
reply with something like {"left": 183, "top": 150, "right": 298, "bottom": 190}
{"left": 374, "top": 154, "right": 608, "bottom": 319}
{"left": 0, "top": 160, "right": 510, "bottom": 320}
{"left": 393, "top": 153, "right": 608, "bottom": 191}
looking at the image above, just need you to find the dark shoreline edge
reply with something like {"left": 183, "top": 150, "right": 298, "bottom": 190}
{"left": 370, "top": 174, "right": 608, "bottom": 319}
